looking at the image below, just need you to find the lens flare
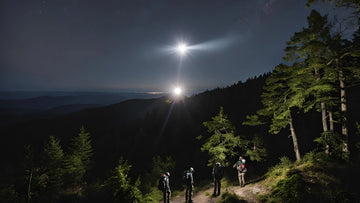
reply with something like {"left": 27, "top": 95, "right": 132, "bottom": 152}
{"left": 174, "top": 87, "right": 182, "bottom": 95}
{"left": 176, "top": 43, "right": 188, "bottom": 55}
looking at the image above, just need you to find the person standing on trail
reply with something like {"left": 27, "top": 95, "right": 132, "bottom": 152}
{"left": 185, "top": 167, "right": 194, "bottom": 203}
{"left": 160, "top": 172, "right": 171, "bottom": 203}
{"left": 233, "top": 156, "right": 247, "bottom": 187}
{"left": 212, "top": 162, "right": 223, "bottom": 196}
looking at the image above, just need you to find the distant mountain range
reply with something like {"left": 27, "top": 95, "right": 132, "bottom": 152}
{"left": 0, "top": 91, "right": 165, "bottom": 126}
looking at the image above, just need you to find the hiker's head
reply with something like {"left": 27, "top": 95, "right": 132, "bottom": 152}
{"left": 189, "top": 167, "right": 194, "bottom": 173}
{"left": 165, "top": 172, "right": 170, "bottom": 177}
{"left": 239, "top": 156, "right": 243, "bottom": 160}
{"left": 216, "top": 162, "right": 221, "bottom": 167}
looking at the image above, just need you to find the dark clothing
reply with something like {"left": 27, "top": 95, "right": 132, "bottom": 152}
{"left": 185, "top": 171, "right": 194, "bottom": 202}
{"left": 185, "top": 183, "right": 193, "bottom": 203}
{"left": 213, "top": 178, "right": 221, "bottom": 196}
{"left": 163, "top": 188, "right": 171, "bottom": 203}
{"left": 162, "top": 175, "right": 171, "bottom": 203}
{"left": 212, "top": 164, "right": 223, "bottom": 196}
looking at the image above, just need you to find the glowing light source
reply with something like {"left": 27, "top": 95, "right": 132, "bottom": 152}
{"left": 174, "top": 87, "right": 182, "bottom": 95}
{"left": 176, "top": 43, "right": 188, "bottom": 55}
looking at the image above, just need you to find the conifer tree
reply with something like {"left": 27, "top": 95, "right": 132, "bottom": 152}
{"left": 64, "top": 126, "right": 93, "bottom": 187}
{"left": 284, "top": 10, "right": 335, "bottom": 134}
{"left": 41, "top": 136, "right": 65, "bottom": 196}
{"left": 199, "top": 107, "right": 243, "bottom": 166}
{"left": 244, "top": 64, "right": 305, "bottom": 160}
{"left": 105, "top": 158, "right": 143, "bottom": 202}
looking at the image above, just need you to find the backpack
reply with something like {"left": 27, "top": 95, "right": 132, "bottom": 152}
{"left": 183, "top": 170, "right": 191, "bottom": 183}
{"left": 213, "top": 165, "right": 223, "bottom": 179}
{"left": 158, "top": 174, "right": 166, "bottom": 190}
{"left": 241, "top": 163, "right": 245, "bottom": 170}
{"left": 236, "top": 161, "right": 246, "bottom": 172}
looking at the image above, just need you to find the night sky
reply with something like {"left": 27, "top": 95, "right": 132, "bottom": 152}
{"left": 0, "top": 0, "right": 353, "bottom": 94}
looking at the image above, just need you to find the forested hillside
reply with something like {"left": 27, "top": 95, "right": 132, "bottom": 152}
{"left": 1, "top": 1, "right": 360, "bottom": 202}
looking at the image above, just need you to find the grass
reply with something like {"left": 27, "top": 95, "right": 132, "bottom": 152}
{"left": 257, "top": 151, "right": 360, "bottom": 202}
{"left": 220, "top": 191, "right": 246, "bottom": 203}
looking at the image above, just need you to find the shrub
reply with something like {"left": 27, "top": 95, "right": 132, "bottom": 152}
{"left": 220, "top": 191, "right": 246, "bottom": 203}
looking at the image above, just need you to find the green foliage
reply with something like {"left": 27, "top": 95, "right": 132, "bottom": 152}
{"left": 0, "top": 184, "right": 20, "bottom": 203}
{"left": 265, "top": 157, "right": 294, "bottom": 186}
{"left": 141, "top": 156, "right": 175, "bottom": 194}
{"left": 245, "top": 135, "right": 267, "bottom": 162}
{"left": 270, "top": 173, "right": 310, "bottom": 202}
{"left": 220, "top": 191, "right": 246, "bottom": 203}
{"left": 69, "top": 126, "right": 93, "bottom": 168}
{"left": 261, "top": 151, "right": 360, "bottom": 202}
{"left": 314, "top": 131, "right": 348, "bottom": 160}
{"left": 105, "top": 157, "right": 143, "bottom": 202}
{"left": 64, "top": 126, "right": 93, "bottom": 187}
{"left": 41, "top": 136, "right": 65, "bottom": 193}
{"left": 200, "top": 107, "right": 244, "bottom": 166}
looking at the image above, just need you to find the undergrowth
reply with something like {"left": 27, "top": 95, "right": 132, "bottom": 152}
{"left": 258, "top": 152, "right": 360, "bottom": 202}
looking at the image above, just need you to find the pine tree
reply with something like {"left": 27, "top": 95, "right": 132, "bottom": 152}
{"left": 105, "top": 158, "right": 143, "bottom": 202}
{"left": 244, "top": 64, "right": 305, "bottom": 161}
{"left": 41, "top": 136, "right": 65, "bottom": 196}
{"left": 284, "top": 10, "right": 335, "bottom": 134}
{"left": 199, "top": 107, "right": 244, "bottom": 166}
{"left": 64, "top": 126, "right": 93, "bottom": 188}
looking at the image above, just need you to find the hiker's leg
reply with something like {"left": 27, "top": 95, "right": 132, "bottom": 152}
{"left": 238, "top": 172, "right": 242, "bottom": 186}
{"left": 213, "top": 179, "right": 217, "bottom": 195}
{"left": 240, "top": 173, "right": 245, "bottom": 187}
{"left": 217, "top": 179, "right": 221, "bottom": 195}
{"left": 167, "top": 189, "right": 171, "bottom": 203}
{"left": 189, "top": 184, "right": 193, "bottom": 201}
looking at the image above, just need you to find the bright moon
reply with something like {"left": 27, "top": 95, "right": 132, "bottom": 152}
{"left": 174, "top": 87, "right": 182, "bottom": 95}
{"left": 176, "top": 43, "right": 188, "bottom": 55}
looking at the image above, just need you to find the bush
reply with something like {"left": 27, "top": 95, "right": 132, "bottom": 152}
{"left": 314, "top": 131, "right": 348, "bottom": 160}
{"left": 220, "top": 191, "right": 246, "bottom": 203}
{"left": 271, "top": 173, "right": 309, "bottom": 202}
{"left": 265, "top": 156, "right": 293, "bottom": 179}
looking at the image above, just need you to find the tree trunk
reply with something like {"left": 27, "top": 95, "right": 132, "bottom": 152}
{"left": 27, "top": 169, "right": 33, "bottom": 203}
{"left": 315, "top": 67, "right": 329, "bottom": 132}
{"left": 321, "top": 102, "right": 328, "bottom": 132}
{"left": 289, "top": 114, "right": 301, "bottom": 161}
{"left": 337, "top": 60, "right": 348, "bottom": 153}
{"left": 328, "top": 111, "right": 334, "bottom": 131}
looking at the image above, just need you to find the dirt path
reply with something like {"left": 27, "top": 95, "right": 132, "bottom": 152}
{"left": 169, "top": 182, "right": 268, "bottom": 203}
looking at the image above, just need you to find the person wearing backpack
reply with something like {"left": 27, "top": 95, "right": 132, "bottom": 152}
{"left": 158, "top": 172, "right": 171, "bottom": 203}
{"left": 233, "top": 156, "right": 247, "bottom": 187}
{"left": 185, "top": 167, "right": 194, "bottom": 203}
{"left": 212, "top": 162, "right": 223, "bottom": 196}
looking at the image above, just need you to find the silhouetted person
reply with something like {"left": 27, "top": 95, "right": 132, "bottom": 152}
{"left": 233, "top": 156, "right": 246, "bottom": 187}
{"left": 212, "top": 162, "right": 223, "bottom": 196}
{"left": 185, "top": 167, "right": 194, "bottom": 203}
{"left": 162, "top": 172, "right": 171, "bottom": 203}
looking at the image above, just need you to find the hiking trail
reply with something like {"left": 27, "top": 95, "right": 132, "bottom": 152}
{"left": 169, "top": 181, "right": 268, "bottom": 203}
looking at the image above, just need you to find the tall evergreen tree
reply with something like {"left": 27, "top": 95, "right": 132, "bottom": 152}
{"left": 244, "top": 64, "right": 305, "bottom": 161}
{"left": 284, "top": 10, "right": 335, "bottom": 134}
{"left": 64, "top": 126, "right": 93, "bottom": 187}
{"left": 41, "top": 136, "right": 65, "bottom": 197}
{"left": 199, "top": 107, "right": 244, "bottom": 166}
